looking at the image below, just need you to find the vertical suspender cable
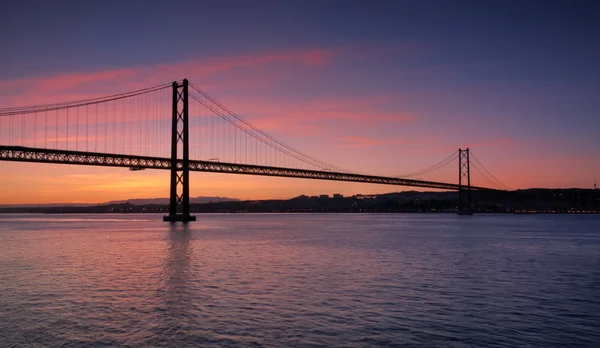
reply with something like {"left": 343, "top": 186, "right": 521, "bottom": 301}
{"left": 233, "top": 116, "right": 236, "bottom": 163}
{"left": 121, "top": 97, "right": 125, "bottom": 155}
{"left": 146, "top": 92, "right": 149, "bottom": 156}
{"left": 201, "top": 98, "right": 204, "bottom": 159}
{"left": 34, "top": 111, "right": 37, "bottom": 147}
{"left": 113, "top": 99, "right": 116, "bottom": 154}
{"left": 21, "top": 113, "right": 25, "bottom": 146}
{"left": 66, "top": 107, "right": 69, "bottom": 150}
{"left": 138, "top": 94, "right": 141, "bottom": 156}
{"left": 55, "top": 109, "right": 58, "bottom": 149}
{"left": 211, "top": 98, "right": 214, "bottom": 159}
{"left": 44, "top": 109, "right": 47, "bottom": 148}
{"left": 153, "top": 90, "right": 156, "bottom": 157}
{"left": 86, "top": 105, "right": 89, "bottom": 152}
{"left": 222, "top": 112, "right": 224, "bottom": 161}
{"left": 128, "top": 95, "right": 131, "bottom": 155}
{"left": 95, "top": 103, "right": 98, "bottom": 152}
{"left": 140, "top": 93, "right": 143, "bottom": 156}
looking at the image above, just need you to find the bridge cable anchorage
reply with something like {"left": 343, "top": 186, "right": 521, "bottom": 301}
{"left": 188, "top": 92, "right": 346, "bottom": 171}
{"left": 189, "top": 83, "right": 350, "bottom": 173}
{"left": 396, "top": 151, "right": 458, "bottom": 179}
{"left": 469, "top": 150, "right": 510, "bottom": 190}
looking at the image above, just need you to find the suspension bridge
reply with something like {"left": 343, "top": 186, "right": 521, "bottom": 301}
{"left": 0, "top": 79, "right": 508, "bottom": 221}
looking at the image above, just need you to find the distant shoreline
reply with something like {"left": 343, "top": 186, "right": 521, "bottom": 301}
{"left": 0, "top": 211, "right": 600, "bottom": 215}
{"left": 1, "top": 188, "right": 598, "bottom": 215}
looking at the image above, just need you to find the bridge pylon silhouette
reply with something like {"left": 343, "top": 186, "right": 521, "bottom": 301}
{"left": 457, "top": 148, "right": 473, "bottom": 215}
{"left": 163, "top": 79, "right": 196, "bottom": 222}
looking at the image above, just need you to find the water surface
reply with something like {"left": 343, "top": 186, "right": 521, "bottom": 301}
{"left": 1, "top": 213, "right": 599, "bottom": 347}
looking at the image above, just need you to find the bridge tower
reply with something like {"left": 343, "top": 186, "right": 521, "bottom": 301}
{"left": 457, "top": 148, "right": 473, "bottom": 215}
{"left": 163, "top": 79, "right": 196, "bottom": 222}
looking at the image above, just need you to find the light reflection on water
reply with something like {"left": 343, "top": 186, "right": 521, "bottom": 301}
{"left": 0, "top": 213, "right": 599, "bottom": 347}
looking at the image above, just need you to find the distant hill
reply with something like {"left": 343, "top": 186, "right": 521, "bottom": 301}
{"left": 102, "top": 196, "right": 239, "bottom": 205}
{"left": 1, "top": 189, "right": 598, "bottom": 214}
{"left": 0, "top": 196, "right": 239, "bottom": 208}
{"left": 0, "top": 203, "right": 92, "bottom": 208}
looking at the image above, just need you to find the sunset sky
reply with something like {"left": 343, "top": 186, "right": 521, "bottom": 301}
{"left": 1, "top": 1, "right": 599, "bottom": 204}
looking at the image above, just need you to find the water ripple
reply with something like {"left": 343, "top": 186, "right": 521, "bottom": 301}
{"left": 0, "top": 213, "right": 599, "bottom": 347}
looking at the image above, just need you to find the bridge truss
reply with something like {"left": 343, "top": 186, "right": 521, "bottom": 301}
{"left": 0, "top": 145, "right": 497, "bottom": 192}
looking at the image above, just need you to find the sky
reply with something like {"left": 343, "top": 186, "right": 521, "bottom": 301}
{"left": 0, "top": 0, "right": 599, "bottom": 204}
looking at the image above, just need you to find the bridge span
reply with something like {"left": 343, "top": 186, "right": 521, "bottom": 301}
{"left": 0, "top": 145, "right": 497, "bottom": 192}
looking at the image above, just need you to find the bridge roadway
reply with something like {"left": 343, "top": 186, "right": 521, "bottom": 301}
{"left": 0, "top": 146, "right": 498, "bottom": 192}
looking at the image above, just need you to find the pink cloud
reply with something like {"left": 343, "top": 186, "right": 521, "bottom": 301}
{"left": 464, "top": 138, "right": 514, "bottom": 148}
{"left": 0, "top": 48, "right": 335, "bottom": 108}
{"left": 300, "top": 50, "right": 333, "bottom": 66}
{"left": 335, "top": 135, "right": 406, "bottom": 147}
{"left": 216, "top": 95, "right": 415, "bottom": 138}
{"left": 0, "top": 46, "right": 420, "bottom": 176}
{"left": 0, "top": 47, "right": 411, "bottom": 144}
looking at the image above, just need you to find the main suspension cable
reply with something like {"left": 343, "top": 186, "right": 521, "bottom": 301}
{"left": 190, "top": 83, "right": 349, "bottom": 172}
{"left": 0, "top": 83, "right": 171, "bottom": 117}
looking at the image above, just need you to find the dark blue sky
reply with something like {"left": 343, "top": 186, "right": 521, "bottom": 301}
{"left": 2, "top": 0, "right": 598, "bottom": 79}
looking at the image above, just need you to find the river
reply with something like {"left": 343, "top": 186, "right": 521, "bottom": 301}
{"left": 0, "top": 213, "right": 599, "bottom": 347}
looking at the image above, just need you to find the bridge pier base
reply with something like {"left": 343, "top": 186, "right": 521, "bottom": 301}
{"left": 163, "top": 214, "right": 197, "bottom": 222}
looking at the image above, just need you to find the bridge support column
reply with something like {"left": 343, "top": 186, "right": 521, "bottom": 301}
{"left": 457, "top": 148, "right": 473, "bottom": 215}
{"left": 164, "top": 79, "right": 196, "bottom": 222}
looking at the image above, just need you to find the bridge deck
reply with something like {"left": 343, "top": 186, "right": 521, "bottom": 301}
{"left": 0, "top": 146, "right": 498, "bottom": 191}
